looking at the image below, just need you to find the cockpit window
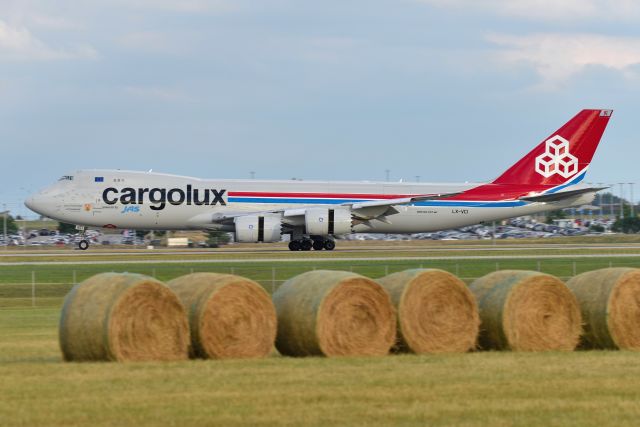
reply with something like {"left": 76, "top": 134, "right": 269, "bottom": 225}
{"left": 58, "top": 175, "right": 74, "bottom": 181}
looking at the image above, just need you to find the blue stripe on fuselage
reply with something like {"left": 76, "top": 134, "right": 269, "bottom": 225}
{"left": 227, "top": 197, "right": 527, "bottom": 207}
{"left": 413, "top": 200, "right": 526, "bottom": 207}
{"left": 228, "top": 197, "right": 363, "bottom": 205}
{"left": 544, "top": 170, "right": 587, "bottom": 194}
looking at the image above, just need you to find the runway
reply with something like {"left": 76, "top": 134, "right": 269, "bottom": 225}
{"left": 3, "top": 243, "right": 640, "bottom": 258}
{"left": 2, "top": 252, "right": 640, "bottom": 266}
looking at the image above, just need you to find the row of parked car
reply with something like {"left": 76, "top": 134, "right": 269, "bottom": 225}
{"left": 340, "top": 217, "right": 615, "bottom": 241}
{"left": 1, "top": 229, "right": 102, "bottom": 247}
{"left": 1, "top": 216, "right": 618, "bottom": 246}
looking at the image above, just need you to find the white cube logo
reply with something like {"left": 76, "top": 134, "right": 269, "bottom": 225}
{"left": 547, "top": 137, "right": 568, "bottom": 157}
{"left": 535, "top": 135, "right": 577, "bottom": 178}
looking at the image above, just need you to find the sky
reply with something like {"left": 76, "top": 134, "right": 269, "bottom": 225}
{"left": 2, "top": 0, "right": 640, "bottom": 218}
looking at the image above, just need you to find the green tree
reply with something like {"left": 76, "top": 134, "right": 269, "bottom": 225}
{"left": 589, "top": 224, "right": 605, "bottom": 233}
{"left": 58, "top": 222, "right": 77, "bottom": 234}
{"left": 134, "top": 230, "right": 166, "bottom": 239}
{"left": 2, "top": 214, "right": 18, "bottom": 234}
{"left": 612, "top": 217, "right": 640, "bottom": 233}
{"left": 207, "top": 230, "right": 231, "bottom": 248}
{"left": 545, "top": 210, "right": 567, "bottom": 224}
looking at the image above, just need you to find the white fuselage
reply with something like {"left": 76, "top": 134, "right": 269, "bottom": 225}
{"left": 26, "top": 170, "right": 593, "bottom": 234}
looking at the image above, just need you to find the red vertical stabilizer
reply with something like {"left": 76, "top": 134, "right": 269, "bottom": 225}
{"left": 491, "top": 109, "right": 612, "bottom": 186}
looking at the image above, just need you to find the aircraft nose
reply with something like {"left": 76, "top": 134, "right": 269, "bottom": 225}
{"left": 24, "top": 194, "right": 41, "bottom": 213}
{"left": 24, "top": 196, "right": 34, "bottom": 211}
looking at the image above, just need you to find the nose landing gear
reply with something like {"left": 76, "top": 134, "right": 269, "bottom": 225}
{"left": 76, "top": 225, "right": 90, "bottom": 250}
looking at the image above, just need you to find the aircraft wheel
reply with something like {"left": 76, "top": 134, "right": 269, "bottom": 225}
{"left": 78, "top": 240, "right": 90, "bottom": 251}
{"left": 288, "top": 240, "right": 301, "bottom": 251}
{"left": 301, "top": 239, "right": 313, "bottom": 251}
{"left": 324, "top": 240, "right": 335, "bottom": 251}
{"left": 312, "top": 240, "right": 324, "bottom": 250}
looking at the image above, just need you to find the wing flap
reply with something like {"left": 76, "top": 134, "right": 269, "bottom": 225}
{"left": 349, "top": 192, "right": 460, "bottom": 210}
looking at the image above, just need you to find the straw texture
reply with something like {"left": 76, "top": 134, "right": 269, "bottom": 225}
{"left": 168, "top": 273, "right": 277, "bottom": 359}
{"left": 273, "top": 270, "right": 396, "bottom": 357}
{"left": 59, "top": 272, "right": 189, "bottom": 362}
{"left": 470, "top": 270, "right": 581, "bottom": 351}
{"left": 377, "top": 269, "right": 479, "bottom": 353}
{"left": 567, "top": 268, "right": 640, "bottom": 350}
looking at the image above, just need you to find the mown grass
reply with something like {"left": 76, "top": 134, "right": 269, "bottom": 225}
{"left": 1, "top": 308, "right": 640, "bottom": 426}
{"left": 3, "top": 256, "right": 640, "bottom": 308}
{"left": 2, "top": 250, "right": 640, "bottom": 426}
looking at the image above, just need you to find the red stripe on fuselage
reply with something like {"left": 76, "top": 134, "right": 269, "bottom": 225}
{"left": 228, "top": 184, "right": 557, "bottom": 202}
{"left": 227, "top": 192, "right": 417, "bottom": 199}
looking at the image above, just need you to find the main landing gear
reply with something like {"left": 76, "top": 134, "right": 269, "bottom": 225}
{"left": 288, "top": 237, "right": 335, "bottom": 251}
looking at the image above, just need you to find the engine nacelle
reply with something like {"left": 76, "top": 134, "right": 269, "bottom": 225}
{"left": 305, "top": 208, "right": 352, "bottom": 236}
{"left": 234, "top": 215, "right": 282, "bottom": 243}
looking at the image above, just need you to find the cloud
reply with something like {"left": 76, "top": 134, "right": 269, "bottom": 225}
{"left": 0, "top": 20, "right": 97, "bottom": 61}
{"left": 300, "top": 37, "right": 365, "bottom": 64}
{"left": 115, "top": 0, "right": 238, "bottom": 13}
{"left": 27, "top": 14, "right": 83, "bottom": 31}
{"left": 415, "top": 0, "right": 640, "bottom": 22}
{"left": 124, "top": 86, "right": 193, "bottom": 102}
{"left": 117, "top": 31, "right": 184, "bottom": 54}
{"left": 487, "top": 33, "right": 640, "bottom": 87}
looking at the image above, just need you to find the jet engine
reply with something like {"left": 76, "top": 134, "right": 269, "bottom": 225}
{"left": 304, "top": 208, "right": 352, "bottom": 236}
{"left": 234, "top": 215, "right": 282, "bottom": 243}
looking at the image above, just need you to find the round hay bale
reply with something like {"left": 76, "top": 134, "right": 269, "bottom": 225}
{"left": 273, "top": 270, "right": 396, "bottom": 357}
{"left": 377, "top": 269, "right": 479, "bottom": 353}
{"left": 469, "top": 270, "right": 581, "bottom": 351}
{"left": 59, "top": 272, "right": 189, "bottom": 362}
{"left": 167, "top": 273, "right": 277, "bottom": 359}
{"left": 566, "top": 268, "right": 640, "bottom": 350}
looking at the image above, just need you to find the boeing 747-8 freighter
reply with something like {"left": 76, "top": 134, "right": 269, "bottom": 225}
{"left": 25, "top": 109, "right": 612, "bottom": 250}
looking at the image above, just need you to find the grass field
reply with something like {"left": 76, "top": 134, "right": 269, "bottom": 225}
{"left": 2, "top": 307, "right": 640, "bottom": 426}
{"left": 2, "top": 244, "right": 640, "bottom": 426}
{"left": 2, "top": 256, "right": 640, "bottom": 308}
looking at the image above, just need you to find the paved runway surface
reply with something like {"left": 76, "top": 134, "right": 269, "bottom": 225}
{"left": 3, "top": 243, "right": 640, "bottom": 258}
{"left": 2, "top": 252, "right": 640, "bottom": 266}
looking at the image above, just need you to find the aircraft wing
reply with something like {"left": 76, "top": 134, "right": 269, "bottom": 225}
{"left": 188, "top": 192, "right": 460, "bottom": 228}
{"left": 519, "top": 186, "right": 608, "bottom": 203}
{"left": 343, "top": 192, "right": 460, "bottom": 221}
{"left": 278, "top": 192, "right": 460, "bottom": 221}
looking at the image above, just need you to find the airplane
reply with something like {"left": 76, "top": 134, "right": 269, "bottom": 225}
{"left": 25, "top": 109, "right": 612, "bottom": 251}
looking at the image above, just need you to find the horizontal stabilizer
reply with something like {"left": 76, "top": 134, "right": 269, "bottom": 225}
{"left": 519, "top": 187, "right": 607, "bottom": 203}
